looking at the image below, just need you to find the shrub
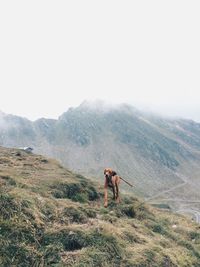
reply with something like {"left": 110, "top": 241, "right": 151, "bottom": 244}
{"left": 115, "top": 204, "right": 136, "bottom": 218}
{"left": 0, "top": 193, "right": 30, "bottom": 220}
{"left": 52, "top": 182, "right": 99, "bottom": 203}
{"left": 152, "top": 223, "right": 165, "bottom": 234}
{"left": 188, "top": 231, "right": 200, "bottom": 243}
{"left": 62, "top": 206, "right": 88, "bottom": 224}
{"left": 43, "top": 229, "right": 87, "bottom": 251}
{"left": 123, "top": 231, "right": 145, "bottom": 244}
{"left": 0, "top": 175, "right": 16, "bottom": 186}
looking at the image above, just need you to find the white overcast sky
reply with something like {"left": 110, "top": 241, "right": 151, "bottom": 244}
{"left": 0, "top": 1, "right": 200, "bottom": 121}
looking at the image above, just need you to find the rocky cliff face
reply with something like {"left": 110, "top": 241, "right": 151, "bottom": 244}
{"left": 0, "top": 103, "right": 200, "bottom": 213}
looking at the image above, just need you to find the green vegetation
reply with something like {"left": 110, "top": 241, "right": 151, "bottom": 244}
{"left": 0, "top": 147, "right": 200, "bottom": 266}
{"left": 52, "top": 180, "right": 99, "bottom": 203}
{"left": 2, "top": 103, "right": 200, "bottom": 214}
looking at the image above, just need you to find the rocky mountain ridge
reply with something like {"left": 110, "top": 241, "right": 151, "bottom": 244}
{"left": 0, "top": 103, "right": 200, "bottom": 216}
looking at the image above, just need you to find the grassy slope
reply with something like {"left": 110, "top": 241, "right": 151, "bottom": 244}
{"left": 34, "top": 107, "right": 187, "bottom": 197}
{"left": 1, "top": 106, "right": 200, "bottom": 204}
{"left": 0, "top": 147, "right": 200, "bottom": 267}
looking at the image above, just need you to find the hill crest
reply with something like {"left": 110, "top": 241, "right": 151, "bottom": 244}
{"left": 0, "top": 146, "right": 200, "bottom": 266}
{"left": 0, "top": 103, "right": 200, "bottom": 218}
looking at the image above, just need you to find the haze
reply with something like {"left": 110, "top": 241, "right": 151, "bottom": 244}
{"left": 0, "top": 1, "right": 200, "bottom": 121}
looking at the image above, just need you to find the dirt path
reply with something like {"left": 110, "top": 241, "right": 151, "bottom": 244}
{"left": 177, "top": 209, "right": 200, "bottom": 224}
{"left": 152, "top": 199, "right": 200, "bottom": 203}
{"left": 145, "top": 181, "right": 187, "bottom": 201}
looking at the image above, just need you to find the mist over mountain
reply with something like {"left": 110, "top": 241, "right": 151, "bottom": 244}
{"left": 0, "top": 102, "right": 200, "bottom": 218}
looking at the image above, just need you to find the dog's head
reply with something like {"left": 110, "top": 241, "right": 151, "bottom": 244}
{"left": 104, "top": 168, "right": 117, "bottom": 178}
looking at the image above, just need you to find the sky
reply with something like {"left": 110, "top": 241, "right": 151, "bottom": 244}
{"left": 0, "top": 1, "right": 200, "bottom": 121}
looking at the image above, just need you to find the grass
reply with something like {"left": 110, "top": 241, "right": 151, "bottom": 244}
{"left": 0, "top": 146, "right": 200, "bottom": 266}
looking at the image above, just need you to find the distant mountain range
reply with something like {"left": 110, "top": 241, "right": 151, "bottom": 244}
{"left": 1, "top": 102, "right": 200, "bottom": 216}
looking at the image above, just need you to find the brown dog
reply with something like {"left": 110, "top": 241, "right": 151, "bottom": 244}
{"left": 104, "top": 168, "right": 120, "bottom": 208}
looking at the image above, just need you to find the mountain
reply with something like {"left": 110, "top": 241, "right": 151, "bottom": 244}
{"left": 0, "top": 102, "right": 200, "bottom": 218}
{"left": 0, "top": 146, "right": 200, "bottom": 266}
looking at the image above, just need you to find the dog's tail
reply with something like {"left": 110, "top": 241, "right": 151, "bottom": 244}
{"left": 119, "top": 177, "right": 134, "bottom": 187}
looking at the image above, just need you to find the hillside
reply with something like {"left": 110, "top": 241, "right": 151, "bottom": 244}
{"left": 0, "top": 146, "right": 200, "bottom": 266}
{"left": 0, "top": 103, "right": 200, "bottom": 217}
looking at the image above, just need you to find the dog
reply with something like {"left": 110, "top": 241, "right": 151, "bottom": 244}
{"left": 104, "top": 168, "right": 121, "bottom": 208}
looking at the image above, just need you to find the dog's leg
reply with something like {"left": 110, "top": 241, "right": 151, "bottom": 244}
{"left": 112, "top": 185, "right": 116, "bottom": 200}
{"left": 104, "top": 179, "right": 108, "bottom": 208}
{"left": 116, "top": 177, "right": 120, "bottom": 203}
{"left": 116, "top": 184, "right": 120, "bottom": 203}
{"left": 111, "top": 176, "right": 116, "bottom": 200}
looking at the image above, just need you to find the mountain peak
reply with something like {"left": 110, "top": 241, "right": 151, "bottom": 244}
{"left": 76, "top": 100, "right": 138, "bottom": 115}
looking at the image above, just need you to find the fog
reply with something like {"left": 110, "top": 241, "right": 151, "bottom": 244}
{"left": 0, "top": 1, "right": 200, "bottom": 122}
